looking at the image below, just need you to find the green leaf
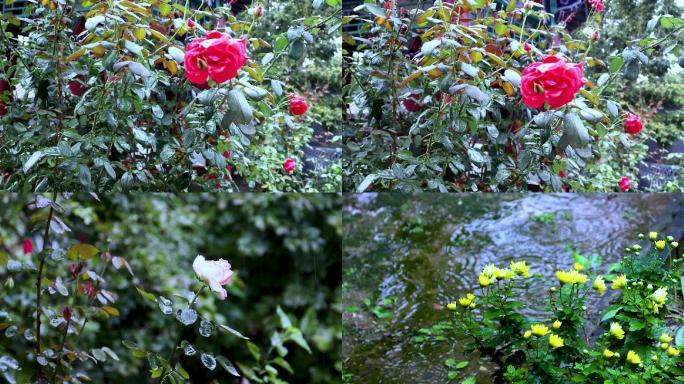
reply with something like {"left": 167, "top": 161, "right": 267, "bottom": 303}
{"left": 421, "top": 39, "right": 441, "bottom": 56}
{"left": 67, "top": 243, "right": 99, "bottom": 260}
{"left": 601, "top": 306, "right": 622, "bottom": 322}
{"left": 675, "top": 325, "right": 684, "bottom": 347}
{"left": 356, "top": 174, "right": 378, "bottom": 193}
{"left": 286, "top": 327, "right": 312, "bottom": 354}
{"left": 23, "top": 151, "right": 45, "bottom": 173}
{"left": 218, "top": 324, "right": 249, "bottom": 340}
{"left": 276, "top": 306, "right": 292, "bottom": 328}
{"left": 216, "top": 356, "right": 240, "bottom": 376}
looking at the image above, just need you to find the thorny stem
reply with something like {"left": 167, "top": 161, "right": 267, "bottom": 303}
{"left": 159, "top": 284, "right": 206, "bottom": 382}
{"left": 35, "top": 191, "right": 58, "bottom": 376}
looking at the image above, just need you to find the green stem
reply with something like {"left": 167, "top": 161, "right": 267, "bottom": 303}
{"left": 159, "top": 284, "right": 206, "bottom": 382}
{"left": 35, "top": 191, "right": 58, "bottom": 377}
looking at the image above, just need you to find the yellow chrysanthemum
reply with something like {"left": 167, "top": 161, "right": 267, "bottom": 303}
{"left": 479, "top": 273, "right": 492, "bottom": 287}
{"left": 593, "top": 276, "right": 606, "bottom": 295}
{"left": 668, "top": 347, "right": 680, "bottom": 357}
{"left": 649, "top": 231, "right": 658, "bottom": 241}
{"left": 446, "top": 302, "right": 457, "bottom": 310}
{"left": 549, "top": 334, "right": 564, "bottom": 348}
{"left": 610, "top": 322, "right": 625, "bottom": 340}
{"left": 660, "top": 343, "right": 669, "bottom": 350}
{"left": 552, "top": 320, "right": 562, "bottom": 329}
{"left": 655, "top": 240, "right": 666, "bottom": 251}
{"left": 459, "top": 293, "right": 476, "bottom": 307}
{"left": 494, "top": 268, "right": 515, "bottom": 280}
{"left": 612, "top": 274, "right": 627, "bottom": 290}
{"left": 510, "top": 261, "right": 530, "bottom": 277}
{"left": 556, "top": 269, "right": 588, "bottom": 285}
{"left": 573, "top": 262, "right": 583, "bottom": 271}
{"left": 523, "top": 330, "right": 532, "bottom": 339}
{"left": 626, "top": 350, "right": 642, "bottom": 364}
{"left": 660, "top": 333, "right": 673, "bottom": 343}
{"left": 530, "top": 324, "right": 549, "bottom": 337}
{"left": 603, "top": 349, "right": 615, "bottom": 358}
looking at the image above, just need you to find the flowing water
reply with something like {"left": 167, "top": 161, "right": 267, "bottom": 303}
{"left": 342, "top": 193, "right": 683, "bottom": 384}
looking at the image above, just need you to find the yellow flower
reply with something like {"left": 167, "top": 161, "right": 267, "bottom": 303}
{"left": 626, "top": 350, "right": 642, "bottom": 364}
{"left": 523, "top": 330, "right": 532, "bottom": 339}
{"left": 603, "top": 349, "right": 615, "bottom": 358}
{"left": 479, "top": 273, "right": 492, "bottom": 287}
{"left": 649, "top": 231, "right": 658, "bottom": 241}
{"left": 660, "top": 343, "right": 669, "bottom": 350}
{"left": 446, "top": 302, "right": 457, "bottom": 310}
{"left": 552, "top": 320, "right": 562, "bottom": 329}
{"left": 660, "top": 333, "right": 673, "bottom": 343}
{"left": 593, "top": 276, "right": 606, "bottom": 295}
{"left": 573, "top": 262, "right": 583, "bottom": 271}
{"left": 655, "top": 240, "right": 666, "bottom": 251}
{"left": 668, "top": 347, "right": 680, "bottom": 357}
{"left": 671, "top": 241, "right": 679, "bottom": 248}
{"left": 459, "top": 293, "right": 476, "bottom": 307}
{"left": 556, "top": 269, "right": 588, "bottom": 285}
{"left": 549, "top": 334, "right": 564, "bottom": 348}
{"left": 510, "top": 261, "right": 530, "bottom": 277}
{"left": 530, "top": 324, "right": 549, "bottom": 337}
{"left": 482, "top": 264, "right": 496, "bottom": 277}
{"left": 612, "top": 274, "right": 627, "bottom": 290}
{"left": 494, "top": 268, "right": 515, "bottom": 280}
{"left": 651, "top": 287, "right": 668, "bottom": 305}
{"left": 610, "top": 322, "right": 625, "bottom": 340}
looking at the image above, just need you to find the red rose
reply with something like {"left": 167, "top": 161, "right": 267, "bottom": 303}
{"left": 521, "top": 56, "right": 584, "bottom": 109}
{"left": 0, "top": 79, "right": 10, "bottom": 116}
{"left": 187, "top": 19, "right": 196, "bottom": 29}
{"left": 589, "top": 0, "right": 604, "bottom": 12}
{"left": 283, "top": 158, "right": 296, "bottom": 174}
{"left": 68, "top": 75, "right": 86, "bottom": 96}
{"left": 624, "top": 112, "right": 643, "bottom": 134}
{"left": 618, "top": 176, "right": 631, "bottom": 192}
{"left": 402, "top": 93, "right": 422, "bottom": 112}
{"left": 23, "top": 239, "right": 33, "bottom": 254}
{"left": 63, "top": 306, "right": 73, "bottom": 322}
{"left": 289, "top": 95, "right": 308, "bottom": 116}
{"left": 184, "top": 31, "right": 248, "bottom": 85}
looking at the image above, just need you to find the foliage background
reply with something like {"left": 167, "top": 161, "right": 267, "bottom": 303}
{"left": 0, "top": 193, "right": 342, "bottom": 383}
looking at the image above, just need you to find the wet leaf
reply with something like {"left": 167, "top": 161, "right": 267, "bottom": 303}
{"left": 176, "top": 308, "right": 197, "bottom": 326}
{"left": 200, "top": 353, "right": 216, "bottom": 370}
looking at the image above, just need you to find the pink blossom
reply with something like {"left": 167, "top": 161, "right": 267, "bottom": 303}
{"left": 589, "top": 0, "right": 604, "bottom": 12}
{"left": 192, "top": 255, "right": 234, "bottom": 300}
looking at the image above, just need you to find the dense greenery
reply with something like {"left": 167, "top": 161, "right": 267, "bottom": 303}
{"left": 0, "top": 0, "right": 342, "bottom": 192}
{"left": 342, "top": 0, "right": 684, "bottom": 192}
{"left": 0, "top": 193, "right": 342, "bottom": 383}
{"left": 432, "top": 232, "right": 683, "bottom": 383}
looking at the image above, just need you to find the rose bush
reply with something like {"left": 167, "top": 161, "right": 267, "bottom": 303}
{"left": 342, "top": 0, "right": 683, "bottom": 192}
{"left": 0, "top": 0, "right": 341, "bottom": 192}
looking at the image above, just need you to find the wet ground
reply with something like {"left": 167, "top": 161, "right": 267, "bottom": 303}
{"left": 342, "top": 193, "right": 684, "bottom": 383}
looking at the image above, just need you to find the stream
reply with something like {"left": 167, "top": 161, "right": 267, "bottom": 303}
{"left": 342, "top": 193, "right": 684, "bottom": 383}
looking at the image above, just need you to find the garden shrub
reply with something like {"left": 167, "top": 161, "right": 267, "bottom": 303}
{"left": 0, "top": 0, "right": 341, "bottom": 192}
{"left": 342, "top": 0, "right": 684, "bottom": 192}
{"left": 436, "top": 231, "right": 683, "bottom": 383}
{"left": 0, "top": 193, "right": 342, "bottom": 383}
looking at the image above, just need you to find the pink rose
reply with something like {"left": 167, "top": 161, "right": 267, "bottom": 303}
{"left": 184, "top": 31, "right": 249, "bottom": 85}
{"left": 589, "top": 0, "right": 604, "bottom": 12}
{"left": 192, "top": 255, "right": 234, "bottom": 300}
{"left": 624, "top": 113, "right": 643, "bottom": 134}
{"left": 521, "top": 56, "right": 584, "bottom": 109}
{"left": 283, "top": 158, "right": 296, "bottom": 174}
{"left": 523, "top": 42, "right": 532, "bottom": 52}
{"left": 289, "top": 95, "right": 308, "bottom": 116}
{"left": 618, "top": 176, "right": 631, "bottom": 192}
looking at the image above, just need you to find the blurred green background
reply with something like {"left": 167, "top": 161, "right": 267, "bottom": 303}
{"left": 0, "top": 193, "right": 341, "bottom": 383}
